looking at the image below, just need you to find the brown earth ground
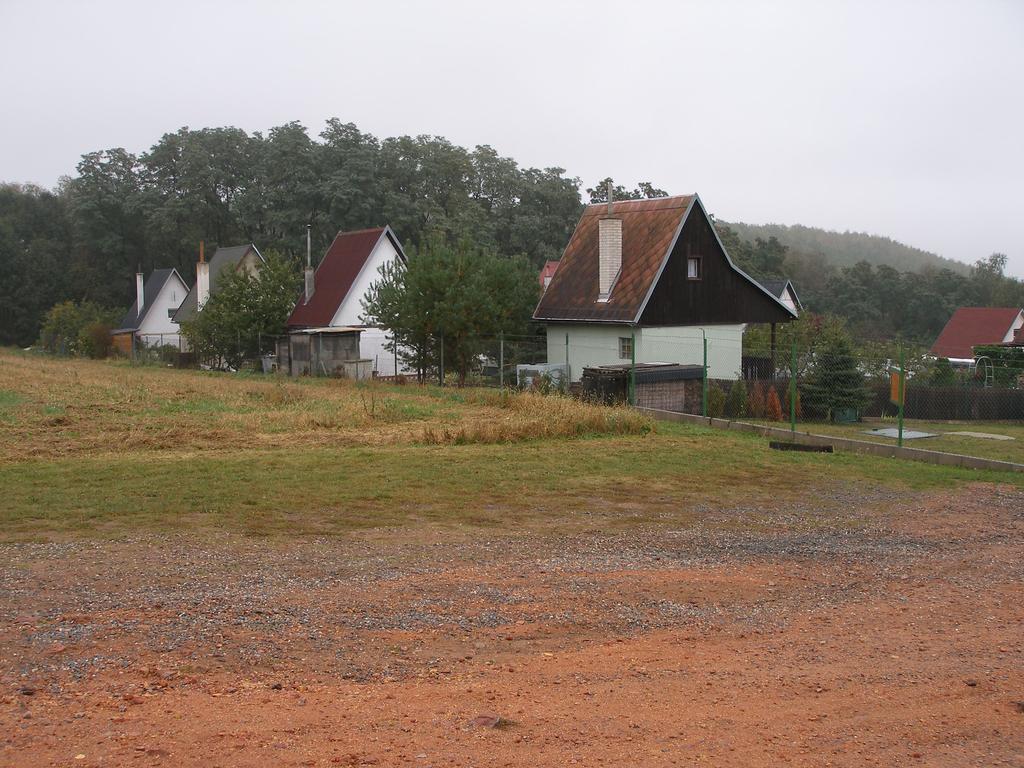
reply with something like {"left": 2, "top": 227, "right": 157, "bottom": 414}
{"left": 1, "top": 484, "right": 1022, "bottom": 768}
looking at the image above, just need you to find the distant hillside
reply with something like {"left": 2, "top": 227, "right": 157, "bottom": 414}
{"left": 722, "top": 221, "right": 972, "bottom": 276}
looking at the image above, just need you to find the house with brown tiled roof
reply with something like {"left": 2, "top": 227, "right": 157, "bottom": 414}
{"left": 533, "top": 195, "right": 796, "bottom": 382}
{"left": 930, "top": 307, "right": 1024, "bottom": 363}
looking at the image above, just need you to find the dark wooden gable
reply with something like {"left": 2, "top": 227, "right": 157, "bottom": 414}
{"left": 640, "top": 200, "right": 794, "bottom": 326}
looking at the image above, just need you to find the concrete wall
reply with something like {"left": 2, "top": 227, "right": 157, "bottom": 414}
{"left": 545, "top": 323, "right": 631, "bottom": 382}
{"left": 359, "top": 327, "right": 415, "bottom": 377}
{"left": 545, "top": 323, "right": 744, "bottom": 382}
{"left": 638, "top": 325, "right": 743, "bottom": 380}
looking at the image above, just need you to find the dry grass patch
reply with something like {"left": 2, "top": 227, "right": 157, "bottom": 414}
{"left": 0, "top": 351, "right": 651, "bottom": 461}
{"left": 421, "top": 391, "right": 653, "bottom": 444}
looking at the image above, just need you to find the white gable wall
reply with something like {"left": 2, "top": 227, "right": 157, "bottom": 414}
{"left": 780, "top": 288, "right": 798, "bottom": 314}
{"left": 328, "top": 233, "right": 413, "bottom": 376}
{"left": 1000, "top": 310, "right": 1024, "bottom": 343}
{"left": 137, "top": 273, "right": 188, "bottom": 346}
{"left": 330, "top": 235, "right": 401, "bottom": 327}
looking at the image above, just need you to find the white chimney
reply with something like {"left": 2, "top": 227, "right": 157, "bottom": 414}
{"left": 304, "top": 223, "right": 315, "bottom": 304}
{"left": 196, "top": 240, "right": 210, "bottom": 311}
{"left": 135, "top": 270, "right": 145, "bottom": 316}
{"left": 598, "top": 181, "right": 621, "bottom": 300}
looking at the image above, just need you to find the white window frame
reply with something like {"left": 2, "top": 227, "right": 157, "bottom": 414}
{"left": 619, "top": 336, "right": 633, "bottom": 360}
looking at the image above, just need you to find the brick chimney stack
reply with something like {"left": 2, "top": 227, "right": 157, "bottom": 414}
{"left": 598, "top": 180, "right": 621, "bottom": 301}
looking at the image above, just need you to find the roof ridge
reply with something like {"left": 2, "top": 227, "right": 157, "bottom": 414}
{"left": 334, "top": 226, "right": 387, "bottom": 237}
{"left": 582, "top": 196, "right": 695, "bottom": 214}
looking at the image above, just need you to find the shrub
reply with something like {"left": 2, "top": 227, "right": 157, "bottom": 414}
{"left": 928, "top": 357, "right": 956, "bottom": 386}
{"left": 79, "top": 322, "right": 113, "bottom": 359}
{"left": 38, "top": 301, "right": 121, "bottom": 356}
{"left": 973, "top": 345, "right": 1024, "bottom": 388}
{"left": 707, "top": 386, "right": 726, "bottom": 418}
{"left": 725, "top": 379, "right": 747, "bottom": 418}
{"left": 765, "top": 386, "right": 783, "bottom": 421}
{"left": 747, "top": 381, "right": 767, "bottom": 419}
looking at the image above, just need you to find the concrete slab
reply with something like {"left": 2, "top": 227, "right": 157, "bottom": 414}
{"left": 947, "top": 431, "right": 1015, "bottom": 441}
{"left": 865, "top": 428, "right": 939, "bottom": 440}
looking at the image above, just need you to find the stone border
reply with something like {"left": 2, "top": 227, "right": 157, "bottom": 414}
{"left": 638, "top": 408, "right": 1024, "bottom": 474}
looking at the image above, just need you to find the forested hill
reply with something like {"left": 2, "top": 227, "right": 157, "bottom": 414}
{"left": 723, "top": 221, "right": 971, "bottom": 276}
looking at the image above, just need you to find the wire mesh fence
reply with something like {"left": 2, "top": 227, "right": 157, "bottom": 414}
{"left": 124, "top": 324, "right": 1024, "bottom": 435}
{"left": 527, "top": 327, "right": 1024, "bottom": 440}
{"left": 129, "top": 334, "right": 186, "bottom": 365}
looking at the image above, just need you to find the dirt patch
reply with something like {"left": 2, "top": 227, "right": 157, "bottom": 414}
{"left": 1, "top": 485, "right": 1022, "bottom": 767}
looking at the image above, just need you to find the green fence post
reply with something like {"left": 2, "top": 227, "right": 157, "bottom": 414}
{"left": 629, "top": 329, "right": 637, "bottom": 406}
{"left": 499, "top": 331, "right": 504, "bottom": 389}
{"left": 702, "top": 334, "right": 708, "bottom": 417}
{"left": 898, "top": 343, "right": 905, "bottom": 447}
{"left": 790, "top": 341, "right": 797, "bottom": 433}
{"left": 565, "top": 332, "right": 570, "bottom": 392}
{"left": 439, "top": 332, "right": 445, "bottom": 387}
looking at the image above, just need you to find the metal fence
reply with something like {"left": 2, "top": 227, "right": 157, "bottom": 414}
{"left": 133, "top": 323, "right": 1023, "bottom": 440}
{"left": 693, "top": 337, "right": 1024, "bottom": 445}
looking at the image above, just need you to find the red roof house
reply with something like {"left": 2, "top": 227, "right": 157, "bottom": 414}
{"left": 287, "top": 226, "right": 406, "bottom": 329}
{"left": 930, "top": 307, "right": 1024, "bottom": 361}
{"left": 284, "top": 226, "right": 408, "bottom": 376}
{"left": 539, "top": 260, "right": 559, "bottom": 292}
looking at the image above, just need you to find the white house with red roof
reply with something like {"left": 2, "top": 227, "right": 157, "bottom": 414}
{"left": 539, "top": 260, "right": 559, "bottom": 293}
{"left": 285, "top": 226, "right": 409, "bottom": 376}
{"left": 930, "top": 307, "right": 1024, "bottom": 364}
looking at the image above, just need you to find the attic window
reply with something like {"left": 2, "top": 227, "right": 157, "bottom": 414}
{"left": 687, "top": 256, "right": 702, "bottom": 280}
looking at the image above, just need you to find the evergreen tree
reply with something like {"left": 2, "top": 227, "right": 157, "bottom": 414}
{"left": 801, "top": 323, "right": 869, "bottom": 420}
{"left": 725, "top": 379, "right": 747, "bottom": 418}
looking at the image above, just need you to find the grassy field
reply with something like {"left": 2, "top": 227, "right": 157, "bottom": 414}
{"left": 0, "top": 348, "right": 1020, "bottom": 540}
{"left": 765, "top": 418, "right": 1024, "bottom": 464}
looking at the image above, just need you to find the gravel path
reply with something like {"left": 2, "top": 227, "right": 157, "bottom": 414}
{"left": 1, "top": 483, "right": 1021, "bottom": 767}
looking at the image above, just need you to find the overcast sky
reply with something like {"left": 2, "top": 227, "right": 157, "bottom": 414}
{"left": 2, "top": 0, "right": 1022, "bottom": 276}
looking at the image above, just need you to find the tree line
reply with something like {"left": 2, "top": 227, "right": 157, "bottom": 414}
{"left": 716, "top": 226, "right": 1023, "bottom": 343}
{"left": 0, "top": 120, "right": 583, "bottom": 346}
{"left": 1, "top": 118, "right": 1022, "bottom": 349}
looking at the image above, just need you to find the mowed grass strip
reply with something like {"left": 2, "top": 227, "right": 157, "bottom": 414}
{"left": 1, "top": 422, "right": 1017, "bottom": 540}
{"left": 797, "top": 419, "right": 1024, "bottom": 464}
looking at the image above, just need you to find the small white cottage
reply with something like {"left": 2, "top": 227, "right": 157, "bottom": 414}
{"left": 111, "top": 268, "right": 189, "bottom": 354}
{"left": 285, "top": 226, "right": 409, "bottom": 376}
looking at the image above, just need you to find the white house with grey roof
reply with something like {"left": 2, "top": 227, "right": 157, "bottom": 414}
{"left": 172, "top": 242, "right": 264, "bottom": 326}
{"left": 111, "top": 268, "right": 189, "bottom": 354}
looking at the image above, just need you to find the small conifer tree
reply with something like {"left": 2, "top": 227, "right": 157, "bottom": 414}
{"left": 725, "top": 379, "right": 747, "bottom": 418}
{"left": 765, "top": 386, "right": 783, "bottom": 421}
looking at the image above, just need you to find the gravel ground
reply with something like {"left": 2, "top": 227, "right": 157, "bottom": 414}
{"left": 1, "top": 483, "right": 1022, "bottom": 767}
